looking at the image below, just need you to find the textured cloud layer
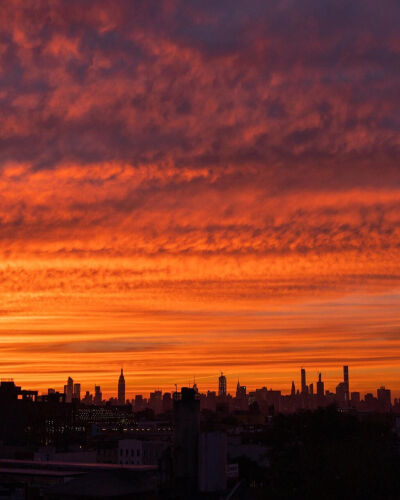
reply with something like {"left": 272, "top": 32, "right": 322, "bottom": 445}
{"left": 1, "top": 1, "right": 400, "bottom": 395}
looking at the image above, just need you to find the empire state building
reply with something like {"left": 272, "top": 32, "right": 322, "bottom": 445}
{"left": 118, "top": 368, "right": 126, "bottom": 405}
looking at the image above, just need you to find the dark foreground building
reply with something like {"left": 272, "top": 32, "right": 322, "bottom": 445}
{"left": 172, "top": 387, "right": 200, "bottom": 496}
{"left": 0, "top": 460, "right": 157, "bottom": 499}
{"left": 1, "top": 374, "right": 400, "bottom": 498}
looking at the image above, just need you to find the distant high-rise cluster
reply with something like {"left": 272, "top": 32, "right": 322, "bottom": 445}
{"left": 38, "top": 365, "right": 395, "bottom": 415}
{"left": 63, "top": 376, "right": 80, "bottom": 403}
{"left": 63, "top": 368, "right": 126, "bottom": 407}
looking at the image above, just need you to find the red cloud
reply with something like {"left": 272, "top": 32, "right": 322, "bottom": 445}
{"left": 1, "top": 0, "right": 400, "bottom": 395}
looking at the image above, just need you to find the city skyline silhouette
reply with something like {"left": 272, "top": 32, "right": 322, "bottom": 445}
{"left": 3, "top": 364, "right": 396, "bottom": 406}
{"left": 1, "top": 1, "right": 400, "bottom": 497}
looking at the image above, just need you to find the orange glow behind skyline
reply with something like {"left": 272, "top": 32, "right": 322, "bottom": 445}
{"left": 1, "top": 1, "right": 400, "bottom": 397}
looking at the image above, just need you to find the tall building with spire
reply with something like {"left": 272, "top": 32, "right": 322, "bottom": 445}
{"left": 317, "top": 373, "right": 324, "bottom": 397}
{"left": 236, "top": 380, "right": 246, "bottom": 399}
{"left": 118, "top": 369, "right": 126, "bottom": 405}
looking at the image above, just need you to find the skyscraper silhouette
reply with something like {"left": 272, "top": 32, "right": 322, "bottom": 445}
{"left": 94, "top": 385, "right": 102, "bottom": 405}
{"left": 317, "top": 373, "right": 324, "bottom": 398}
{"left": 301, "top": 368, "right": 307, "bottom": 394}
{"left": 65, "top": 376, "right": 73, "bottom": 403}
{"left": 236, "top": 380, "right": 246, "bottom": 399}
{"left": 218, "top": 373, "right": 227, "bottom": 398}
{"left": 343, "top": 365, "right": 349, "bottom": 403}
{"left": 377, "top": 386, "right": 391, "bottom": 412}
{"left": 118, "top": 369, "right": 125, "bottom": 405}
{"left": 73, "top": 383, "right": 81, "bottom": 401}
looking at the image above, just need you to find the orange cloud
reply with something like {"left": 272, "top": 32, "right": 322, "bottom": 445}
{"left": 0, "top": 0, "right": 400, "bottom": 397}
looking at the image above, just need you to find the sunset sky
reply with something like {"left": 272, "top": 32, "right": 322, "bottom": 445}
{"left": 1, "top": 1, "right": 400, "bottom": 397}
